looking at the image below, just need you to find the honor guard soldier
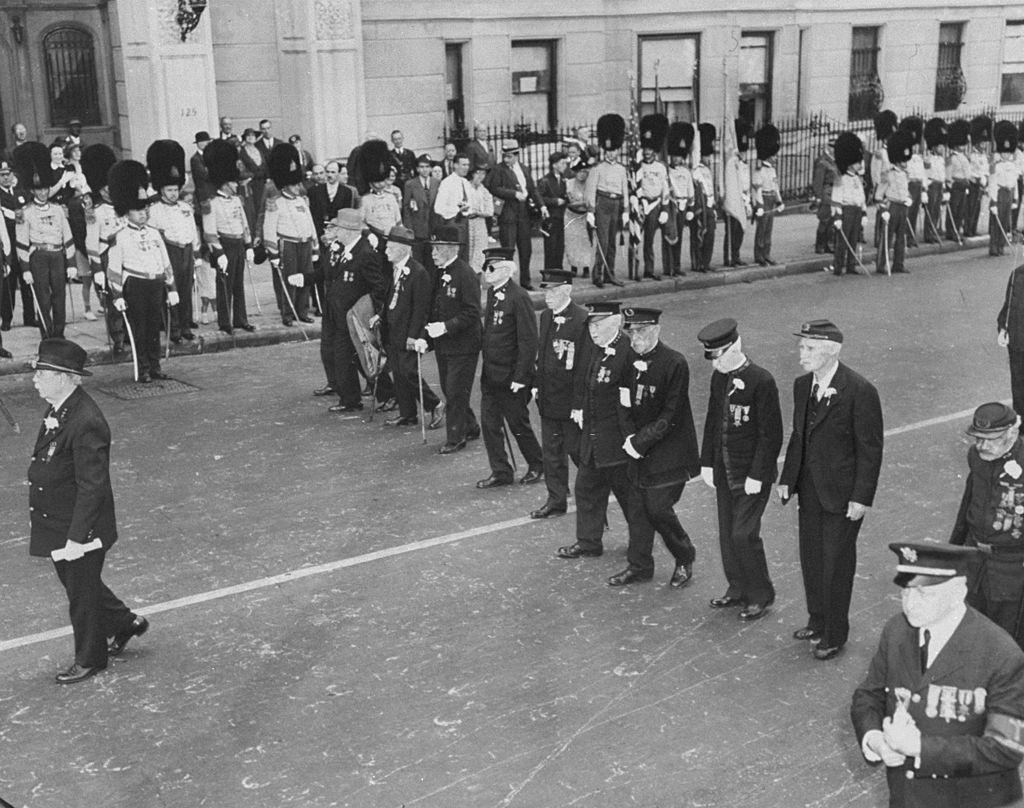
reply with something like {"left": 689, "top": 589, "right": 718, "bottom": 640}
{"left": 475, "top": 258, "right": 543, "bottom": 489}
{"left": 81, "top": 144, "right": 126, "bottom": 354}
{"left": 107, "top": 160, "right": 179, "bottom": 383}
{"left": 810, "top": 137, "right": 839, "bottom": 254}
{"left": 359, "top": 139, "right": 402, "bottom": 236}
{"left": 966, "top": 115, "right": 993, "bottom": 238}
{"left": 13, "top": 142, "right": 75, "bottom": 338}
{"left": 852, "top": 542, "right": 1024, "bottom": 808}
{"left": 990, "top": 121, "right": 1020, "bottom": 258}
{"left": 147, "top": 140, "right": 199, "bottom": 343}
{"left": 264, "top": 142, "right": 318, "bottom": 327}
{"left": 876, "top": 128, "right": 915, "bottom": 274}
{"left": 722, "top": 119, "right": 752, "bottom": 268}
{"left": 636, "top": 113, "right": 670, "bottom": 280}
{"left": 557, "top": 301, "right": 632, "bottom": 559}
{"left": 420, "top": 225, "right": 482, "bottom": 453}
{"left": 950, "top": 403, "right": 1024, "bottom": 648}
{"left": 610, "top": 307, "right": 701, "bottom": 587}
{"left": 585, "top": 113, "right": 628, "bottom": 287}
{"left": 663, "top": 122, "right": 695, "bottom": 277}
{"left": 871, "top": 110, "right": 898, "bottom": 245}
{"left": 945, "top": 119, "right": 972, "bottom": 241}
{"left": 998, "top": 265, "right": 1024, "bottom": 414}
{"left": 202, "top": 138, "right": 255, "bottom": 335}
{"left": 698, "top": 319, "right": 783, "bottom": 620}
{"left": 829, "top": 132, "right": 867, "bottom": 276}
{"left": 923, "top": 117, "right": 949, "bottom": 244}
{"left": 691, "top": 124, "right": 718, "bottom": 273}
{"left": 899, "top": 116, "right": 925, "bottom": 247}
{"left": 752, "top": 124, "right": 783, "bottom": 266}
{"left": 530, "top": 269, "right": 589, "bottom": 519}
{"left": 778, "top": 320, "right": 883, "bottom": 660}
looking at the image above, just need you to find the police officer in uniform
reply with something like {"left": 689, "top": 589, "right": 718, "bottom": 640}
{"left": 82, "top": 144, "right": 126, "bottom": 354}
{"left": 530, "top": 268, "right": 589, "bottom": 519}
{"left": 698, "top": 318, "right": 783, "bottom": 620}
{"left": 852, "top": 542, "right": 1024, "bottom": 808}
{"left": 557, "top": 301, "right": 632, "bottom": 559}
{"left": 610, "top": 307, "right": 701, "bottom": 587}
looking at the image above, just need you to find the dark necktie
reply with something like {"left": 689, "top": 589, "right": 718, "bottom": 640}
{"left": 920, "top": 629, "right": 931, "bottom": 673}
{"left": 811, "top": 382, "right": 819, "bottom": 401}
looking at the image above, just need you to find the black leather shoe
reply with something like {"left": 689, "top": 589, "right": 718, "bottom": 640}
{"left": 171, "top": 336, "right": 183, "bottom": 344}
{"left": 219, "top": 327, "right": 234, "bottom": 335}
{"left": 149, "top": 370, "right": 169, "bottom": 380}
{"left": 608, "top": 278, "right": 625, "bottom": 287}
{"left": 299, "top": 316, "right": 315, "bottom": 323}
{"left": 385, "top": 415, "right": 417, "bottom": 427}
{"left": 283, "top": 319, "right": 295, "bottom": 327}
{"left": 608, "top": 568, "right": 652, "bottom": 586}
{"left": 329, "top": 402, "right": 363, "bottom": 413}
{"left": 519, "top": 467, "right": 543, "bottom": 485}
{"left": 428, "top": 401, "right": 446, "bottom": 430}
{"left": 813, "top": 644, "right": 843, "bottom": 661}
{"left": 238, "top": 323, "right": 256, "bottom": 332}
{"left": 557, "top": 542, "right": 601, "bottom": 558}
{"left": 109, "top": 615, "right": 149, "bottom": 656}
{"left": 733, "top": 260, "right": 748, "bottom": 267}
{"left": 437, "top": 440, "right": 466, "bottom": 455}
{"left": 181, "top": 331, "right": 195, "bottom": 340}
{"left": 709, "top": 595, "right": 743, "bottom": 608}
{"left": 476, "top": 474, "right": 512, "bottom": 489}
{"left": 739, "top": 603, "right": 769, "bottom": 621}
{"left": 312, "top": 386, "right": 335, "bottom": 397}
{"left": 793, "top": 626, "right": 823, "bottom": 642}
{"left": 531, "top": 502, "right": 566, "bottom": 519}
{"left": 56, "top": 662, "right": 106, "bottom": 684}
{"left": 669, "top": 562, "right": 693, "bottom": 588}
{"left": 593, "top": 281, "right": 604, "bottom": 289}
{"left": 375, "top": 398, "right": 398, "bottom": 413}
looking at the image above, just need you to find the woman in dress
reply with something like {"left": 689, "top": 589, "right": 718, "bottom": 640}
{"left": 466, "top": 163, "right": 495, "bottom": 273}
{"left": 238, "top": 128, "right": 267, "bottom": 236}
{"left": 564, "top": 152, "right": 595, "bottom": 277}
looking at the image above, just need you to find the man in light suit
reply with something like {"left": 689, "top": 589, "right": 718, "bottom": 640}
{"left": 778, "top": 319, "right": 884, "bottom": 661}
{"left": 403, "top": 153, "right": 439, "bottom": 268}
{"left": 487, "top": 140, "right": 547, "bottom": 290}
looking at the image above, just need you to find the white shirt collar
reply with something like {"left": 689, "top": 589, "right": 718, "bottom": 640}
{"left": 813, "top": 360, "right": 839, "bottom": 394}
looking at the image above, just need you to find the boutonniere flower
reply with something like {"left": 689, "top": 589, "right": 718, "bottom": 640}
{"left": 495, "top": 291, "right": 505, "bottom": 302}
{"left": 604, "top": 346, "right": 616, "bottom": 357}
{"left": 553, "top": 316, "right": 566, "bottom": 326}
{"left": 729, "top": 378, "right": 745, "bottom": 396}
{"left": 1005, "top": 459, "right": 1023, "bottom": 479}
{"left": 823, "top": 387, "right": 838, "bottom": 401}
{"left": 633, "top": 360, "right": 647, "bottom": 372}
{"left": 399, "top": 266, "right": 409, "bottom": 277}
{"left": 43, "top": 416, "right": 59, "bottom": 432}
{"left": 441, "top": 273, "right": 451, "bottom": 284}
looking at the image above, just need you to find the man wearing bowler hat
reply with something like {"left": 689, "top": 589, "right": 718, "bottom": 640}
{"left": 851, "top": 542, "right": 1024, "bottom": 808}
{"left": 950, "top": 402, "right": 1024, "bottom": 648}
{"left": 778, "top": 319, "right": 883, "bottom": 660}
{"left": 28, "top": 339, "right": 149, "bottom": 683}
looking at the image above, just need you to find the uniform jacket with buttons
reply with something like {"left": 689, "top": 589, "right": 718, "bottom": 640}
{"left": 425, "top": 257, "right": 481, "bottom": 357}
{"left": 27, "top": 387, "right": 117, "bottom": 557}
{"left": 535, "top": 301, "right": 589, "bottom": 420}
{"left": 383, "top": 257, "right": 432, "bottom": 349}
{"left": 481, "top": 280, "right": 537, "bottom": 389}
{"left": 851, "top": 607, "right": 1024, "bottom": 808}
{"left": 573, "top": 332, "right": 632, "bottom": 468}
{"left": 950, "top": 439, "right": 1024, "bottom": 551}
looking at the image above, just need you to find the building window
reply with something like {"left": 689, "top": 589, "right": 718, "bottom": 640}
{"left": 848, "top": 26, "right": 882, "bottom": 122}
{"left": 445, "top": 43, "right": 465, "bottom": 136}
{"left": 935, "top": 23, "right": 966, "bottom": 112}
{"left": 511, "top": 40, "right": 557, "bottom": 129}
{"left": 1001, "top": 21, "right": 1024, "bottom": 106}
{"left": 638, "top": 34, "right": 699, "bottom": 121}
{"left": 43, "top": 26, "right": 101, "bottom": 126}
{"left": 739, "top": 32, "right": 773, "bottom": 127}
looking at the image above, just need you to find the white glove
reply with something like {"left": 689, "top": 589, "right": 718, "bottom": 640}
{"left": 23, "top": 271, "right": 33, "bottom": 285}
{"left": 586, "top": 212, "right": 596, "bottom": 227}
{"left": 998, "top": 329, "right": 1010, "bottom": 348}
{"left": 776, "top": 484, "right": 789, "bottom": 503}
{"left": 93, "top": 271, "right": 106, "bottom": 287}
{"left": 409, "top": 200, "right": 418, "bottom": 212}
{"left": 570, "top": 408, "right": 583, "bottom": 428}
{"left": 113, "top": 297, "right": 127, "bottom": 312}
{"left": 921, "top": 192, "right": 929, "bottom": 204}
{"left": 684, "top": 210, "right": 694, "bottom": 221}
{"left": 942, "top": 191, "right": 950, "bottom": 203}
{"left": 287, "top": 273, "right": 303, "bottom": 288}
{"left": 66, "top": 266, "right": 77, "bottom": 281}
{"left": 57, "top": 540, "right": 86, "bottom": 562}
{"left": 217, "top": 254, "right": 229, "bottom": 271}
{"left": 832, "top": 219, "right": 842, "bottom": 230}
{"left": 754, "top": 207, "right": 764, "bottom": 218}
{"left": 368, "top": 314, "right": 380, "bottom": 329}
{"left": 194, "top": 260, "right": 203, "bottom": 271}
{"left": 269, "top": 258, "right": 280, "bottom": 269}
{"left": 776, "top": 203, "right": 785, "bottom": 213}
{"left": 881, "top": 210, "right": 891, "bottom": 222}
{"left": 621, "top": 212, "right": 629, "bottom": 227}
{"left": 990, "top": 205, "right": 998, "bottom": 214}
{"left": 700, "top": 467, "right": 715, "bottom": 488}
{"left": 413, "top": 338, "right": 428, "bottom": 354}
{"left": 861, "top": 216, "right": 868, "bottom": 230}
{"left": 425, "top": 321, "right": 446, "bottom": 338}
{"left": 530, "top": 387, "right": 538, "bottom": 403}
{"left": 744, "top": 477, "right": 763, "bottom": 496}
{"left": 658, "top": 211, "right": 668, "bottom": 225}
{"left": 245, "top": 248, "right": 255, "bottom": 264}
{"left": 167, "top": 291, "right": 180, "bottom": 307}
{"left": 622, "top": 435, "right": 642, "bottom": 459}
{"left": 367, "top": 233, "right": 379, "bottom": 249}
{"left": 510, "top": 381, "right": 525, "bottom": 393}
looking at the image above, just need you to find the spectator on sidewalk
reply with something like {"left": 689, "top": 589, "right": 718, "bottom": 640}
{"left": 433, "top": 153, "right": 473, "bottom": 262}
{"left": 402, "top": 154, "right": 439, "bottom": 268}
{"left": 537, "top": 151, "right": 568, "bottom": 272}
{"left": 810, "top": 138, "right": 837, "bottom": 254}
{"left": 488, "top": 140, "right": 547, "bottom": 290}
{"left": 466, "top": 163, "right": 495, "bottom": 274}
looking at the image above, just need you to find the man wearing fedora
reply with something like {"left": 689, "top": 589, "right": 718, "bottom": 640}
{"left": 28, "top": 338, "right": 149, "bottom": 683}
{"left": 950, "top": 402, "right": 1024, "bottom": 649}
{"left": 487, "top": 140, "right": 547, "bottom": 290}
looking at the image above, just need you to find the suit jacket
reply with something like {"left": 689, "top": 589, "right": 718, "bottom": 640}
{"left": 700, "top": 360, "right": 783, "bottom": 489}
{"left": 384, "top": 257, "right": 432, "bottom": 348}
{"left": 779, "top": 362, "right": 884, "bottom": 512}
{"left": 574, "top": 332, "right": 632, "bottom": 468}
{"left": 997, "top": 266, "right": 1024, "bottom": 352}
{"left": 389, "top": 148, "right": 418, "bottom": 187}
{"left": 27, "top": 387, "right": 118, "bottom": 557}
{"left": 464, "top": 140, "right": 494, "bottom": 173}
{"left": 325, "top": 235, "right": 388, "bottom": 314}
{"left": 309, "top": 183, "right": 358, "bottom": 239}
{"left": 1, "top": 185, "right": 29, "bottom": 243}
{"left": 402, "top": 176, "right": 440, "bottom": 239}
{"left": 950, "top": 438, "right": 1024, "bottom": 552}
{"left": 487, "top": 162, "right": 543, "bottom": 224}
{"left": 622, "top": 342, "right": 701, "bottom": 487}
{"left": 190, "top": 151, "right": 214, "bottom": 202}
{"left": 537, "top": 171, "right": 567, "bottom": 221}
{"left": 481, "top": 280, "right": 537, "bottom": 389}
{"left": 851, "top": 608, "right": 1024, "bottom": 808}
{"left": 255, "top": 137, "right": 281, "bottom": 162}
{"left": 426, "top": 257, "right": 481, "bottom": 356}
{"left": 535, "top": 302, "right": 589, "bottom": 420}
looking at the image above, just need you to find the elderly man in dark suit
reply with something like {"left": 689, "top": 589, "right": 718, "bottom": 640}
{"left": 778, "top": 319, "right": 884, "bottom": 661}
{"left": 464, "top": 124, "right": 494, "bottom": 173}
{"left": 402, "top": 154, "right": 439, "bottom": 268}
{"left": 537, "top": 151, "right": 569, "bottom": 272}
{"left": 27, "top": 339, "right": 149, "bottom": 683}
{"left": 189, "top": 131, "right": 214, "bottom": 203}
{"left": 487, "top": 140, "right": 548, "bottom": 290}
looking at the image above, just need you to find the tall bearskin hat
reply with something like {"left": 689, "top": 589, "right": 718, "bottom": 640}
{"left": 873, "top": 109, "right": 898, "bottom": 141}
{"left": 698, "top": 123, "right": 717, "bottom": 156}
{"left": 108, "top": 160, "right": 152, "bottom": 217}
{"left": 754, "top": 124, "right": 780, "bottom": 161}
{"left": 639, "top": 113, "right": 669, "bottom": 152}
{"left": 834, "top": 131, "right": 864, "bottom": 174}
{"left": 12, "top": 142, "right": 53, "bottom": 190}
{"left": 970, "top": 115, "right": 992, "bottom": 146}
{"left": 597, "top": 114, "right": 626, "bottom": 151}
{"left": 203, "top": 138, "right": 240, "bottom": 187}
{"left": 80, "top": 143, "right": 117, "bottom": 197}
{"left": 269, "top": 142, "right": 304, "bottom": 189}
{"left": 146, "top": 139, "right": 186, "bottom": 190}
{"left": 994, "top": 120, "right": 1019, "bottom": 153}
{"left": 734, "top": 119, "right": 752, "bottom": 153}
{"left": 924, "top": 117, "right": 948, "bottom": 150}
{"left": 359, "top": 138, "right": 392, "bottom": 185}
{"left": 665, "top": 122, "right": 694, "bottom": 158}
{"left": 886, "top": 128, "right": 916, "bottom": 165}
{"left": 897, "top": 115, "right": 923, "bottom": 145}
{"left": 947, "top": 119, "right": 970, "bottom": 149}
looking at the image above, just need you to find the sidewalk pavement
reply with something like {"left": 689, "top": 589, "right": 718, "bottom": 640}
{"left": 0, "top": 209, "right": 995, "bottom": 378}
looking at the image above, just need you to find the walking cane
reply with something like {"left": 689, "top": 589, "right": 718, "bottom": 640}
{"left": 593, "top": 235, "right": 612, "bottom": 286}
{"left": 271, "top": 260, "right": 310, "bottom": 342}
{"left": 66, "top": 275, "right": 76, "bottom": 324}
{"left": 29, "top": 283, "right": 49, "bottom": 337}
{"left": 922, "top": 202, "right": 943, "bottom": 246}
{"left": 881, "top": 216, "right": 892, "bottom": 277}
{"left": 164, "top": 301, "right": 171, "bottom": 360}
{"left": 416, "top": 348, "right": 427, "bottom": 445}
{"left": 0, "top": 395, "right": 20, "bottom": 434}
{"left": 944, "top": 203, "right": 964, "bottom": 246}
{"left": 247, "top": 256, "right": 263, "bottom": 315}
{"left": 120, "top": 308, "right": 139, "bottom": 382}
{"left": 836, "top": 221, "right": 869, "bottom": 276}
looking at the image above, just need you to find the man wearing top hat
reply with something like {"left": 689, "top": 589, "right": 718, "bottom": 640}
{"left": 530, "top": 269, "right": 589, "bottom": 520}
{"left": 950, "top": 402, "right": 1024, "bottom": 649}
{"left": 487, "top": 140, "right": 547, "bottom": 290}
{"left": 698, "top": 318, "right": 783, "bottom": 620}
{"left": 475, "top": 258, "right": 543, "bottom": 488}
{"left": 851, "top": 541, "right": 1024, "bottom": 808}
{"left": 27, "top": 338, "right": 150, "bottom": 683}
{"left": 557, "top": 301, "right": 632, "bottom": 559}
{"left": 585, "top": 114, "right": 628, "bottom": 287}
{"left": 610, "top": 307, "right": 701, "bottom": 587}
{"left": 778, "top": 319, "right": 883, "bottom": 660}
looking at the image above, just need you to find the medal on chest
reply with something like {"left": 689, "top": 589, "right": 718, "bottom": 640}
{"left": 729, "top": 404, "right": 751, "bottom": 427}
{"left": 552, "top": 338, "right": 574, "bottom": 369}
{"left": 492, "top": 308, "right": 505, "bottom": 326}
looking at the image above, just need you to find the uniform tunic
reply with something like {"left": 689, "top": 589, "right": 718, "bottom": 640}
{"left": 149, "top": 198, "right": 200, "bottom": 338}
{"left": 989, "top": 158, "right": 1020, "bottom": 256}
{"left": 85, "top": 200, "right": 126, "bottom": 348}
{"left": 15, "top": 201, "right": 75, "bottom": 338}
{"left": 585, "top": 160, "right": 628, "bottom": 281}
{"left": 878, "top": 166, "right": 912, "bottom": 273}
{"left": 202, "top": 190, "right": 251, "bottom": 330}
{"left": 923, "top": 151, "right": 946, "bottom": 243}
{"left": 811, "top": 151, "right": 839, "bottom": 252}
{"left": 263, "top": 191, "right": 318, "bottom": 324}
{"left": 663, "top": 163, "right": 694, "bottom": 275}
{"left": 752, "top": 160, "right": 779, "bottom": 263}
{"left": 0, "top": 185, "right": 31, "bottom": 329}
{"left": 831, "top": 172, "right": 867, "bottom": 275}
{"left": 360, "top": 191, "right": 402, "bottom": 235}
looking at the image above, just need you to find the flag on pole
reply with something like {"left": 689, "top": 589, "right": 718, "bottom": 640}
{"left": 626, "top": 75, "right": 643, "bottom": 279}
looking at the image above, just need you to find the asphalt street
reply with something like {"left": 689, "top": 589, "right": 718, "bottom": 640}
{"left": 0, "top": 244, "right": 1019, "bottom": 807}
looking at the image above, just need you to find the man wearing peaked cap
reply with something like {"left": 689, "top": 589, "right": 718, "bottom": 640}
{"left": 586, "top": 114, "right": 628, "bottom": 287}
{"left": 989, "top": 121, "right": 1019, "bottom": 258}
{"left": 637, "top": 113, "right": 669, "bottom": 280}
{"left": 663, "top": 122, "right": 694, "bottom": 277}
{"left": 608, "top": 307, "right": 702, "bottom": 588}
{"left": 486, "top": 138, "right": 547, "bottom": 290}
{"left": 778, "top": 319, "right": 883, "bottom": 660}
{"left": 81, "top": 143, "right": 126, "bottom": 354}
{"left": 950, "top": 402, "right": 1024, "bottom": 648}
{"left": 851, "top": 540, "right": 1024, "bottom": 808}
{"left": 697, "top": 318, "right": 783, "bottom": 620}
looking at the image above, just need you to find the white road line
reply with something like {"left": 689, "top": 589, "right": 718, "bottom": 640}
{"left": 0, "top": 401, "right": 993, "bottom": 653}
